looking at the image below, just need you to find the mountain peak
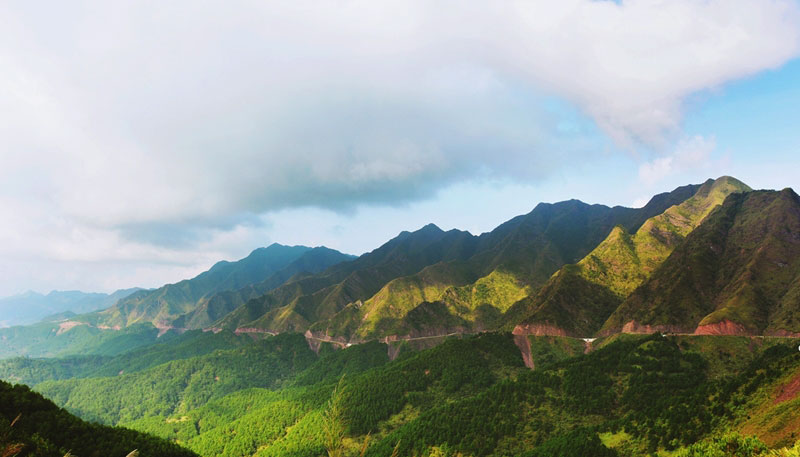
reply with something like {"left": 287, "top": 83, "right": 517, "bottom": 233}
{"left": 418, "top": 223, "right": 443, "bottom": 233}
{"left": 695, "top": 176, "right": 751, "bottom": 199}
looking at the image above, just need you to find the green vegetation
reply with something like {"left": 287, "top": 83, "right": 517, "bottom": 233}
{"left": 0, "top": 330, "right": 250, "bottom": 385}
{"left": 1, "top": 327, "right": 798, "bottom": 457}
{"left": 96, "top": 244, "right": 353, "bottom": 330}
{"left": 3, "top": 177, "right": 800, "bottom": 457}
{"left": 35, "top": 333, "right": 316, "bottom": 424}
{"left": 221, "top": 182, "right": 699, "bottom": 339}
{"left": 0, "top": 380, "right": 196, "bottom": 457}
{"left": 0, "top": 322, "right": 173, "bottom": 360}
{"left": 510, "top": 177, "right": 750, "bottom": 337}
{"left": 604, "top": 188, "right": 800, "bottom": 335}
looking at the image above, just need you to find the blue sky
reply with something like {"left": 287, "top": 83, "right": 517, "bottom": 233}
{"left": 0, "top": 0, "right": 799, "bottom": 296}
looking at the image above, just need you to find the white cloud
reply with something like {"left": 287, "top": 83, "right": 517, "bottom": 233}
{"left": 638, "top": 135, "right": 717, "bottom": 185}
{"left": 0, "top": 0, "right": 799, "bottom": 293}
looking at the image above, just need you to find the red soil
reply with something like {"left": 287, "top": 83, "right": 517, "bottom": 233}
{"left": 774, "top": 371, "right": 800, "bottom": 405}
{"left": 694, "top": 319, "right": 751, "bottom": 335}
{"left": 512, "top": 323, "right": 569, "bottom": 337}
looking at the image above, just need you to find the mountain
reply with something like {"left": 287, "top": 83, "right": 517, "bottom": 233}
{"left": 0, "top": 288, "right": 142, "bottom": 328}
{"left": 94, "top": 244, "right": 351, "bottom": 329}
{"left": 0, "top": 379, "right": 196, "bottom": 457}
{"left": 172, "top": 246, "right": 356, "bottom": 330}
{"left": 509, "top": 176, "right": 751, "bottom": 337}
{"left": 220, "top": 183, "right": 702, "bottom": 339}
{"left": 601, "top": 187, "right": 800, "bottom": 336}
{"left": 217, "top": 224, "right": 480, "bottom": 332}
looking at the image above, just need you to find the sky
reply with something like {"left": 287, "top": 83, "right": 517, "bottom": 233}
{"left": 0, "top": 0, "right": 799, "bottom": 296}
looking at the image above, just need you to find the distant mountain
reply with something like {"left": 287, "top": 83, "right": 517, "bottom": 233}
{"left": 94, "top": 244, "right": 353, "bottom": 329}
{"left": 602, "top": 188, "right": 800, "bottom": 336}
{"left": 218, "top": 181, "right": 702, "bottom": 339}
{"left": 172, "top": 246, "right": 357, "bottom": 329}
{"left": 509, "top": 176, "right": 751, "bottom": 337}
{"left": 0, "top": 288, "right": 142, "bottom": 327}
{"left": 217, "top": 224, "right": 480, "bottom": 332}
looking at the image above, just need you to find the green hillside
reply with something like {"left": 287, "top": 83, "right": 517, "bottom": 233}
{"left": 603, "top": 188, "right": 800, "bottom": 335}
{"left": 35, "top": 333, "right": 316, "bottom": 424}
{"left": 510, "top": 177, "right": 751, "bottom": 337}
{"left": 0, "top": 380, "right": 196, "bottom": 457}
{"left": 0, "top": 322, "right": 176, "bottom": 360}
{"left": 94, "top": 244, "right": 317, "bottom": 328}
{"left": 260, "top": 183, "right": 702, "bottom": 342}
{"left": 0, "top": 329, "right": 252, "bottom": 387}
{"left": 38, "top": 331, "right": 798, "bottom": 457}
{"left": 172, "top": 247, "right": 356, "bottom": 330}
{"left": 217, "top": 224, "right": 480, "bottom": 332}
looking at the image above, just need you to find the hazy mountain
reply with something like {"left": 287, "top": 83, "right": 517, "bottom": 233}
{"left": 172, "top": 246, "right": 357, "bottom": 329}
{"left": 94, "top": 244, "right": 327, "bottom": 328}
{"left": 0, "top": 288, "right": 142, "bottom": 327}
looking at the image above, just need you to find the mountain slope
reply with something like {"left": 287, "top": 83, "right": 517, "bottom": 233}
{"left": 95, "top": 244, "right": 318, "bottom": 328}
{"left": 0, "top": 288, "right": 142, "bottom": 327}
{"left": 35, "top": 333, "right": 317, "bottom": 425}
{"left": 217, "top": 224, "right": 480, "bottom": 332}
{"left": 0, "top": 380, "right": 196, "bottom": 457}
{"left": 510, "top": 177, "right": 750, "bottom": 337}
{"left": 172, "top": 247, "right": 356, "bottom": 329}
{"left": 305, "top": 182, "right": 705, "bottom": 341}
{"left": 602, "top": 188, "right": 800, "bottom": 335}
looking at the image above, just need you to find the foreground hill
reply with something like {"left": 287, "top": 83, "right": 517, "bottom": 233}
{"left": 509, "top": 176, "right": 751, "bottom": 337}
{"left": 603, "top": 188, "right": 800, "bottom": 336}
{"left": 94, "top": 244, "right": 353, "bottom": 329}
{"left": 0, "top": 379, "right": 196, "bottom": 457}
{"left": 221, "top": 183, "right": 701, "bottom": 339}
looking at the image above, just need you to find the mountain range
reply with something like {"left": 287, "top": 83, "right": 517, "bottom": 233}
{"left": 0, "top": 288, "right": 143, "bottom": 328}
{"left": 2, "top": 175, "right": 800, "bottom": 457}
{"left": 15, "top": 175, "right": 797, "bottom": 348}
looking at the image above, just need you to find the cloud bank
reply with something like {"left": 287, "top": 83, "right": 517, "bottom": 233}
{"left": 0, "top": 0, "right": 798, "bottom": 292}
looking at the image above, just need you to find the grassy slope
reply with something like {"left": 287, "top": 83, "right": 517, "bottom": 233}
{"left": 508, "top": 176, "right": 751, "bottom": 337}
{"left": 0, "top": 380, "right": 197, "bottom": 457}
{"left": 218, "top": 225, "right": 479, "bottom": 333}
{"left": 95, "top": 244, "right": 314, "bottom": 328}
{"left": 173, "top": 247, "right": 356, "bottom": 330}
{"left": 303, "top": 185, "right": 702, "bottom": 342}
{"left": 0, "top": 322, "right": 176, "bottom": 360}
{"left": 603, "top": 189, "right": 800, "bottom": 335}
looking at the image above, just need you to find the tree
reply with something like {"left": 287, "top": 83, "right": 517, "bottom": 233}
{"left": 323, "top": 376, "right": 348, "bottom": 457}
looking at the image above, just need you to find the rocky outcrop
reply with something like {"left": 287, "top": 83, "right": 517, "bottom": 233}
{"left": 512, "top": 323, "right": 570, "bottom": 337}
{"left": 56, "top": 321, "right": 87, "bottom": 335}
{"left": 303, "top": 329, "right": 349, "bottom": 353}
{"left": 694, "top": 320, "right": 751, "bottom": 335}
{"left": 513, "top": 334, "right": 534, "bottom": 369}
{"left": 618, "top": 320, "right": 687, "bottom": 335}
